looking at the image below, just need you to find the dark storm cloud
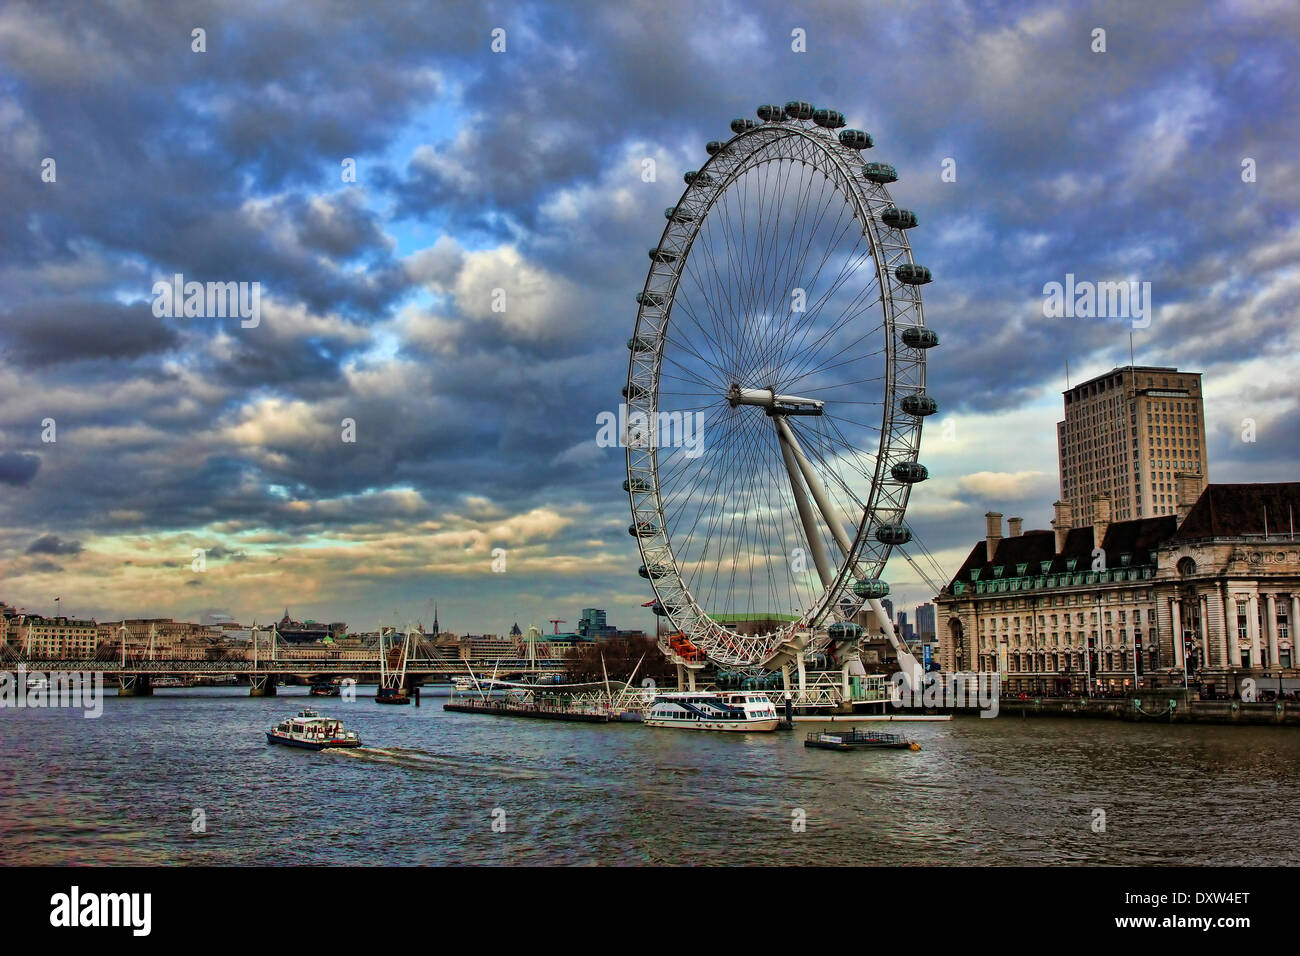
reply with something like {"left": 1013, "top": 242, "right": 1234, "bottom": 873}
{"left": 0, "top": 298, "right": 180, "bottom": 365}
{"left": 0, "top": 452, "right": 41, "bottom": 486}
{"left": 26, "top": 534, "right": 81, "bottom": 555}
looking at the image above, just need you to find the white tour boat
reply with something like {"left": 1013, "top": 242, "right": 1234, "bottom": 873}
{"left": 645, "top": 692, "right": 781, "bottom": 732}
{"left": 266, "top": 708, "right": 362, "bottom": 750}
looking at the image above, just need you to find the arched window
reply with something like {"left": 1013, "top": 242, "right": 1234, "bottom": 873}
{"left": 1177, "top": 556, "right": 1197, "bottom": 577}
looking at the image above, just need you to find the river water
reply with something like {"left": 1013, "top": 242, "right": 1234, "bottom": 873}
{"left": 2, "top": 687, "right": 1297, "bottom": 866}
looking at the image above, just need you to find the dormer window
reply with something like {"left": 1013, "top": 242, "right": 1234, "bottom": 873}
{"left": 1120, "top": 553, "right": 1132, "bottom": 567}
{"left": 1065, "top": 558, "right": 1078, "bottom": 572}
{"left": 970, "top": 569, "right": 980, "bottom": 581}
{"left": 992, "top": 566, "right": 1004, "bottom": 579}
{"left": 1016, "top": 563, "right": 1028, "bottom": 576}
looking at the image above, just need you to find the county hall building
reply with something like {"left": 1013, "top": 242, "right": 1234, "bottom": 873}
{"left": 935, "top": 365, "right": 1297, "bottom": 696}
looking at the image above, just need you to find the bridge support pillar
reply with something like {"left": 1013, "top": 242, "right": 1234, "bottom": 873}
{"left": 405, "top": 676, "right": 421, "bottom": 707}
{"left": 249, "top": 675, "right": 277, "bottom": 697}
{"left": 117, "top": 675, "right": 153, "bottom": 697}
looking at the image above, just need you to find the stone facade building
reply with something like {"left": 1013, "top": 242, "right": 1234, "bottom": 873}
{"left": 936, "top": 481, "right": 1299, "bottom": 698}
{"left": 4, "top": 614, "right": 98, "bottom": 658}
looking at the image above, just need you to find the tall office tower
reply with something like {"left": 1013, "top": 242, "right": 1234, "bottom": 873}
{"left": 1057, "top": 366, "right": 1208, "bottom": 526}
{"left": 914, "top": 603, "right": 936, "bottom": 639}
{"left": 578, "top": 608, "right": 608, "bottom": 638}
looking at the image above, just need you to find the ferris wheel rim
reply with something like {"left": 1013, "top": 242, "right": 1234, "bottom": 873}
{"left": 625, "top": 109, "right": 931, "bottom": 670}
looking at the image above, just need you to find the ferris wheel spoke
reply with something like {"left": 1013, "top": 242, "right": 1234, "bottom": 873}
{"left": 778, "top": 297, "right": 886, "bottom": 392}
{"left": 774, "top": 246, "right": 882, "bottom": 385}
{"left": 670, "top": 277, "right": 742, "bottom": 383}
{"left": 660, "top": 308, "right": 734, "bottom": 383}
{"left": 766, "top": 173, "right": 850, "bottom": 374}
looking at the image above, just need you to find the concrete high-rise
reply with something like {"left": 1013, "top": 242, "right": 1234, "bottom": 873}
{"left": 1057, "top": 366, "right": 1208, "bottom": 526}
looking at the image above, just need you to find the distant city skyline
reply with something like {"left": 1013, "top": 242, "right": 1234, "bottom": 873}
{"left": 1, "top": 4, "right": 1296, "bottom": 637}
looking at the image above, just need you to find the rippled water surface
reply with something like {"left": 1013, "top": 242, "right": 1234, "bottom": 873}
{"left": 2, "top": 688, "right": 1297, "bottom": 865}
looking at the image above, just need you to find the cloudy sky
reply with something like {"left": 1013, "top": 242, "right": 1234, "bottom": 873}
{"left": 0, "top": 0, "right": 1296, "bottom": 636}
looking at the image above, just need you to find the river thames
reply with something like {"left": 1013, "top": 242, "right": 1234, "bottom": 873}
{"left": 2, "top": 687, "right": 1298, "bottom": 866}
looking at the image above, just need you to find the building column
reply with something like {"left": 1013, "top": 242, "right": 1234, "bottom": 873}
{"left": 1199, "top": 594, "right": 1210, "bottom": 670}
{"left": 1225, "top": 593, "right": 1242, "bottom": 667}
{"left": 1171, "top": 600, "right": 1184, "bottom": 668}
{"left": 1266, "top": 593, "right": 1279, "bottom": 669}
{"left": 1291, "top": 594, "right": 1300, "bottom": 668}
{"left": 1247, "top": 593, "right": 1261, "bottom": 668}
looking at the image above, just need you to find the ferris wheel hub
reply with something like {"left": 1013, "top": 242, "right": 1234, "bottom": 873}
{"left": 726, "top": 384, "right": 824, "bottom": 415}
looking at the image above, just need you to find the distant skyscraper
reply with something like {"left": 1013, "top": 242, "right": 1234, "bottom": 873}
{"left": 1057, "top": 365, "right": 1208, "bottom": 526}
{"left": 881, "top": 597, "right": 894, "bottom": 625}
{"left": 914, "top": 603, "right": 936, "bottom": 639}
{"left": 578, "top": 608, "right": 608, "bottom": 638}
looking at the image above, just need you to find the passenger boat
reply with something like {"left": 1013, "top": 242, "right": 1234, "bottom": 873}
{"left": 152, "top": 676, "right": 188, "bottom": 688}
{"left": 804, "top": 729, "right": 920, "bottom": 751}
{"left": 645, "top": 692, "right": 780, "bottom": 732}
{"left": 266, "top": 708, "right": 361, "bottom": 750}
{"left": 309, "top": 681, "right": 340, "bottom": 697}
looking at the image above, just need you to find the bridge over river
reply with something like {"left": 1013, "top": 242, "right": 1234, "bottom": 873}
{"left": 4, "top": 654, "right": 568, "bottom": 696}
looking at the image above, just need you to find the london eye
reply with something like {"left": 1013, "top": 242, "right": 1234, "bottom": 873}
{"left": 624, "top": 100, "right": 938, "bottom": 682}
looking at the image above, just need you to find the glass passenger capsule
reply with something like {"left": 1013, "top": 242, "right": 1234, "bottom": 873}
{"left": 624, "top": 477, "right": 652, "bottom": 493}
{"left": 757, "top": 103, "right": 787, "bottom": 121}
{"left": 853, "top": 578, "right": 891, "bottom": 599}
{"left": 891, "top": 462, "right": 929, "bottom": 483}
{"left": 900, "top": 394, "right": 938, "bottom": 416}
{"left": 683, "top": 170, "right": 713, "bottom": 185}
{"left": 875, "top": 524, "right": 912, "bottom": 546}
{"left": 827, "top": 622, "right": 864, "bottom": 641}
{"left": 900, "top": 326, "right": 939, "bottom": 349}
{"left": 648, "top": 247, "right": 679, "bottom": 263}
{"left": 636, "top": 291, "right": 664, "bottom": 307}
{"left": 812, "top": 108, "right": 845, "bottom": 128}
{"left": 839, "top": 129, "right": 873, "bottom": 150}
{"left": 881, "top": 207, "right": 918, "bottom": 229}
{"left": 894, "top": 263, "right": 932, "bottom": 285}
{"left": 784, "top": 100, "right": 815, "bottom": 120}
{"left": 862, "top": 162, "right": 898, "bottom": 184}
{"left": 730, "top": 117, "right": 759, "bottom": 134}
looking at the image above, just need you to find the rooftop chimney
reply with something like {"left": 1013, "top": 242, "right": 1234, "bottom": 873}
{"left": 1175, "top": 472, "right": 1205, "bottom": 525}
{"left": 1051, "top": 501, "right": 1072, "bottom": 554}
{"left": 1092, "top": 493, "right": 1111, "bottom": 552}
{"left": 985, "top": 511, "right": 1003, "bottom": 562}
{"left": 1007, "top": 517, "right": 1024, "bottom": 538}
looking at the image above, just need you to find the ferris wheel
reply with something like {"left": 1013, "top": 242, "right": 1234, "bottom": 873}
{"left": 624, "top": 99, "right": 938, "bottom": 676}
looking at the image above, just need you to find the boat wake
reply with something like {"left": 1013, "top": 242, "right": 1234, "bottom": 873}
{"left": 323, "top": 746, "right": 550, "bottom": 780}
